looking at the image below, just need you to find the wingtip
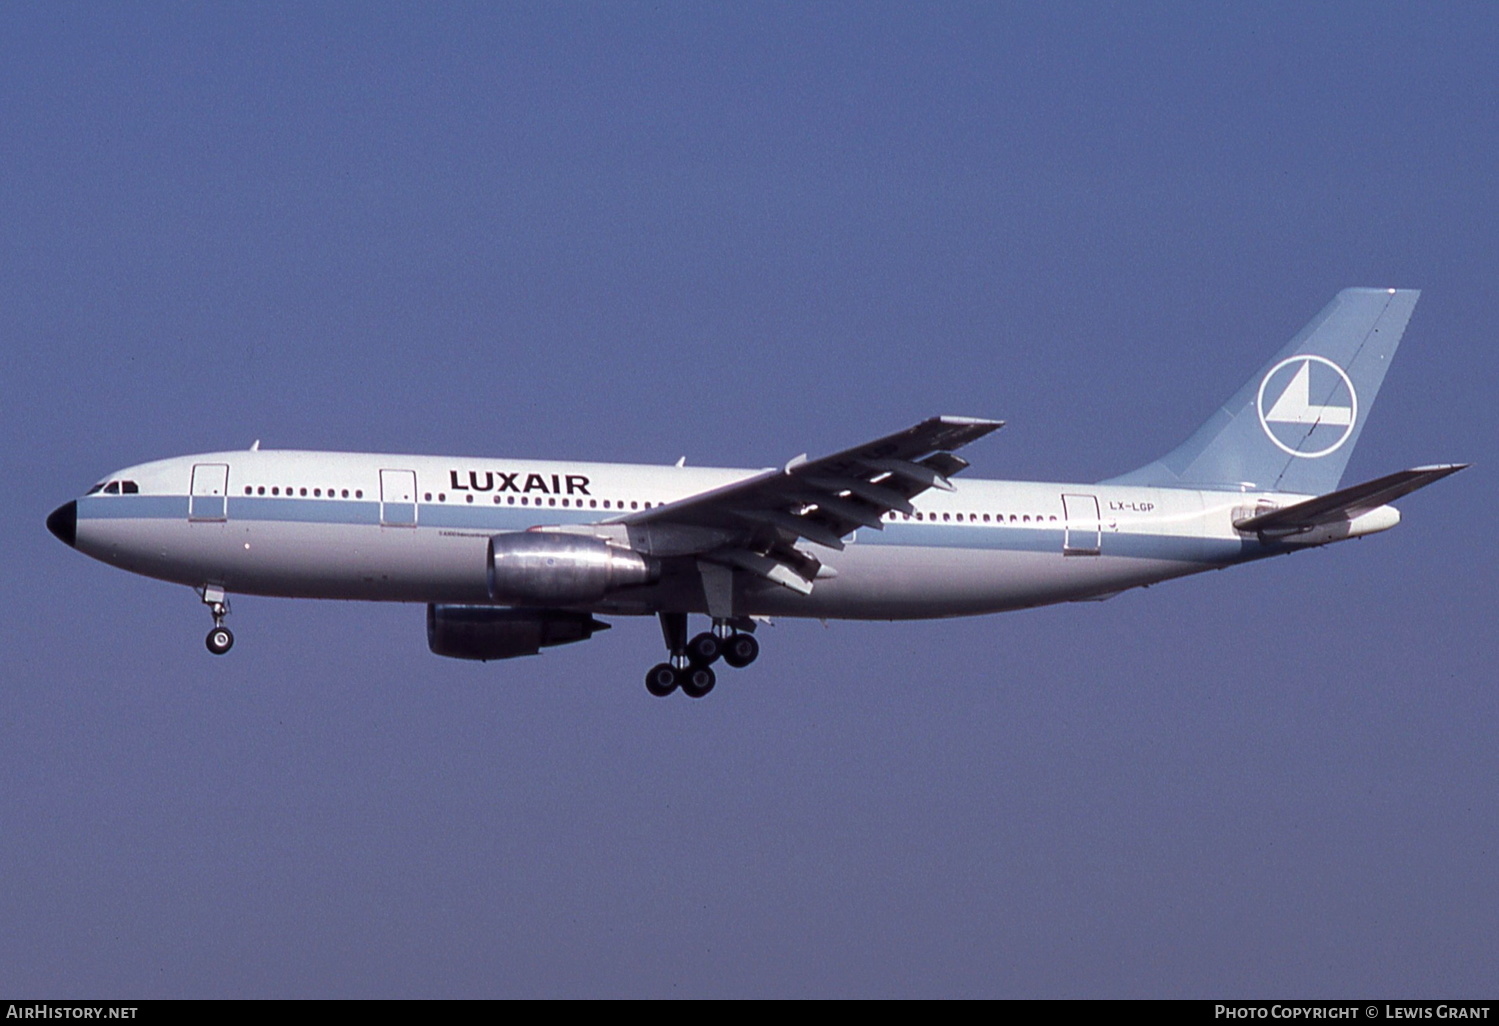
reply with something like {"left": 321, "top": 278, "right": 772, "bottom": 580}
{"left": 1342, "top": 286, "right": 1420, "bottom": 296}
{"left": 938, "top": 415, "right": 1005, "bottom": 429}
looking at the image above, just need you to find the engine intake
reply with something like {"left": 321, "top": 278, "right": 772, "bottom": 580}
{"left": 427, "top": 605, "right": 611, "bottom": 661}
{"left": 487, "top": 532, "right": 658, "bottom": 606}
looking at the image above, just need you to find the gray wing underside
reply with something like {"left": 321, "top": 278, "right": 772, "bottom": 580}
{"left": 612, "top": 416, "right": 1003, "bottom": 594}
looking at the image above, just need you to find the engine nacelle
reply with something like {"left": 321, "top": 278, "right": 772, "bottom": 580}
{"left": 426, "top": 605, "right": 611, "bottom": 661}
{"left": 487, "top": 532, "right": 658, "bottom": 606}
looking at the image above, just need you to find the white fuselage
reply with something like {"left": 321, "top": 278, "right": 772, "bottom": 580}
{"left": 64, "top": 449, "right": 1393, "bottom": 621}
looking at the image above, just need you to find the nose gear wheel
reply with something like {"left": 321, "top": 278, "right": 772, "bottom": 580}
{"left": 206, "top": 626, "right": 234, "bottom": 655}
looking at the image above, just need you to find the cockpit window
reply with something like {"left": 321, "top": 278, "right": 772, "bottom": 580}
{"left": 103, "top": 482, "right": 120, "bottom": 495}
{"left": 86, "top": 483, "right": 106, "bottom": 495}
{"left": 121, "top": 481, "right": 139, "bottom": 494}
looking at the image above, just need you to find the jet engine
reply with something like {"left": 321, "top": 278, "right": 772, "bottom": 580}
{"left": 486, "top": 532, "right": 658, "bottom": 606}
{"left": 426, "top": 604, "right": 611, "bottom": 661}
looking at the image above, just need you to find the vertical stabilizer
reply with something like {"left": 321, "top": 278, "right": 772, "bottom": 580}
{"left": 1105, "top": 288, "right": 1419, "bottom": 495}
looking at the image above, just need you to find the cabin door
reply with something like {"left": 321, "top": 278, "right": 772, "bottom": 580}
{"left": 189, "top": 463, "right": 229, "bottom": 521}
{"left": 380, "top": 469, "right": 418, "bottom": 526}
{"left": 1061, "top": 493, "right": 1101, "bottom": 556}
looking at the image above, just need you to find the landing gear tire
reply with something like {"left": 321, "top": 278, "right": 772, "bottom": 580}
{"left": 206, "top": 626, "right": 234, "bottom": 655}
{"left": 686, "top": 632, "right": 722, "bottom": 666}
{"left": 645, "top": 663, "right": 679, "bottom": 697}
{"left": 721, "top": 633, "right": 759, "bottom": 668}
{"left": 680, "top": 664, "right": 716, "bottom": 699}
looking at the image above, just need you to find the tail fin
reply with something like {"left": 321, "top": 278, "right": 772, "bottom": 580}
{"left": 1105, "top": 288, "right": 1420, "bottom": 494}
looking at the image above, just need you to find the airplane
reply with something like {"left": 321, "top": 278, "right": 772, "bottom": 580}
{"left": 46, "top": 288, "right": 1465, "bottom": 698}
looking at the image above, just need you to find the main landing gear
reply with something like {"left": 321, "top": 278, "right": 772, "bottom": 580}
{"left": 200, "top": 585, "right": 234, "bottom": 655}
{"left": 645, "top": 612, "right": 759, "bottom": 699}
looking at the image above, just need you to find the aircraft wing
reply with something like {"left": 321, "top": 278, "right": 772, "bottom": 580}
{"left": 613, "top": 416, "right": 1003, "bottom": 594}
{"left": 1233, "top": 464, "right": 1468, "bottom": 534}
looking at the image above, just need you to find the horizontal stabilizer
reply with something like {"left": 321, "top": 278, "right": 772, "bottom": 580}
{"left": 1233, "top": 464, "right": 1468, "bottom": 533}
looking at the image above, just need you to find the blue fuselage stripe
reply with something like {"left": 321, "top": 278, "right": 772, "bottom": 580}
{"left": 77, "top": 494, "right": 1257, "bottom": 564}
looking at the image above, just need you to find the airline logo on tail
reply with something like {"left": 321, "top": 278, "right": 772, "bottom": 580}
{"left": 1256, "top": 355, "right": 1358, "bottom": 458}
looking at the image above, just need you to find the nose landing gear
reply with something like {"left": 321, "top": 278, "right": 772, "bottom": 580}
{"left": 200, "top": 585, "right": 234, "bottom": 655}
{"left": 644, "top": 613, "right": 758, "bottom": 698}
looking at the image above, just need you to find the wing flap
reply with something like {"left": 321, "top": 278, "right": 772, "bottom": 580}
{"left": 804, "top": 475, "right": 916, "bottom": 515}
{"left": 861, "top": 457, "right": 956, "bottom": 492}
{"left": 735, "top": 508, "right": 849, "bottom": 551}
{"left": 712, "top": 548, "right": 818, "bottom": 595}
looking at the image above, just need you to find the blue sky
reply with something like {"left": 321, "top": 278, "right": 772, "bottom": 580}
{"left": 3, "top": 2, "right": 1495, "bottom": 997}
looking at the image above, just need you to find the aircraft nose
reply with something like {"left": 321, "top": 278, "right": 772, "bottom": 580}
{"left": 46, "top": 501, "right": 77, "bottom": 548}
